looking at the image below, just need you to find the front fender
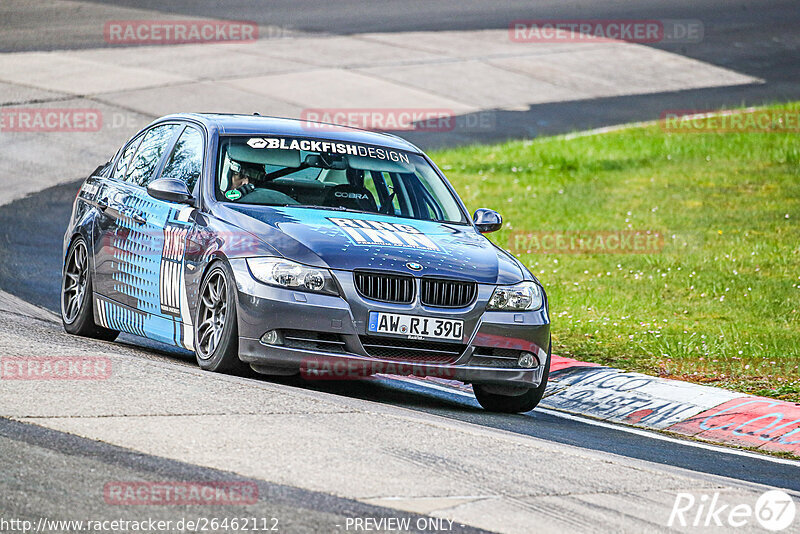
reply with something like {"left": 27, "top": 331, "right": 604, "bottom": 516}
{"left": 62, "top": 181, "right": 99, "bottom": 274}
{"left": 183, "top": 211, "right": 280, "bottom": 325}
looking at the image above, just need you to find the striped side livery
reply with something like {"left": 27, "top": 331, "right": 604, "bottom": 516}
{"left": 159, "top": 224, "right": 189, "bottom": 317}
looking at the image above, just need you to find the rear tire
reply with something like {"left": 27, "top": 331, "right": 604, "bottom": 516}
{"left": 474, "top": 341, "right": 551, "bottom": 413}
{"left": 194, "top": 261, "right": 246, "bottom": 374}
{"left": 61, "top": 237, "right": 119, "bottom": 342}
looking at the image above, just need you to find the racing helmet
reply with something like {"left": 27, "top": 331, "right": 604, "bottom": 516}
{"left": 226, "top": 159, "right": 266, "bottom": 190}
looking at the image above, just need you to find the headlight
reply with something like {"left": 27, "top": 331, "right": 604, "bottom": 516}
{"left": 246, "top": 258, "right": 339, "bottom": 295}
{"left": 487, "top": 281, "right": 543, "bottom": 311}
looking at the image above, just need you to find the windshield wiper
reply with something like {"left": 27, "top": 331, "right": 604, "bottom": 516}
{"left": 278, "top": 204, "right": 373, "bottom": 214}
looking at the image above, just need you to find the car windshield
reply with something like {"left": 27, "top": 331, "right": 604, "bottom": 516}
{"left": 215, "top": 135, "right": 466, "bottom": 223}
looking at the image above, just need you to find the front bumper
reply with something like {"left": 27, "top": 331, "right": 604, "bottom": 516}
{"left": 230, "top": 259, "right": 551, "bottom": 388}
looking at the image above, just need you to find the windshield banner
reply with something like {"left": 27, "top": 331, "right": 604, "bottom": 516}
{"left": 246, "top": 136, "right": 411, "bottom": 164}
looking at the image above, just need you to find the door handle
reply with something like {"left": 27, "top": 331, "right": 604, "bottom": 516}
{"left": 130, "top": 212, "right": 147, "bottom": 225}
{"left": 97, "top": 198, "right": 109, "bottom": 212}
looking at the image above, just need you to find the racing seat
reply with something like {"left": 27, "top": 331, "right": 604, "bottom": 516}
{"left": 322, "top": 184, "right": 378, "bottom": 213}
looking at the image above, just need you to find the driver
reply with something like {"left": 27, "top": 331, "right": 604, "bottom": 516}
{"left": 227, "top": 160, "right": 266, "bottom": 197}
{"left": 223, "top": 159, "right": 298, "bottom": 205}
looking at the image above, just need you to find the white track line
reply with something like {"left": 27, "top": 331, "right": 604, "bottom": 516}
{"left": 384, "top": 375, "right": 800, "bottom": 467}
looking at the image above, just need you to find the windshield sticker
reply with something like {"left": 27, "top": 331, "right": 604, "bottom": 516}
{"left": 329, "top": 217, "right": 440, "bottom": 251}
{"left": 247, "top": 137, "right": 410, "bottom": 164}
{"left": 225, "top": 190, "right": 242, "bottom": 201}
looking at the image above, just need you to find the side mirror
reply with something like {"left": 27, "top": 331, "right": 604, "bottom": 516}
{"left": 147, "top": 178, "right": 194, "bottom": 204}
{"left": 473, "top": 208, "right": 502, "bottom": 233}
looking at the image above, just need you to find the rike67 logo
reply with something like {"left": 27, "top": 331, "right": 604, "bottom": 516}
{"left": 669, "top": 490, "right": 796, "bottom": 531}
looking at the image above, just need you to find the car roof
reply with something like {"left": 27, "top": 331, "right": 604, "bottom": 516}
{"left": 154, "top": 113, "right": 423, "bottom": 153}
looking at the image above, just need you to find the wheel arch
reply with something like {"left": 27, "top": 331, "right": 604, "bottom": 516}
{"left": 191, "top": 252, "right": 240, "bottom": 322}
{"left": 63, "top": 228, "right": 94, "bottom": 277}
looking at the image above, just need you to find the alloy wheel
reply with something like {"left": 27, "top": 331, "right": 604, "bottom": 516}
{"left": 197, "top": 269, "right": 228, "bottom": 359}
{"left": 62, "top": 240, "right": 88, "bottom": 323}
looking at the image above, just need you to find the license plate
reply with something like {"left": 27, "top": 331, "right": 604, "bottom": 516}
{"left": 367, "top": 312, "right": 464, "bottom": 341}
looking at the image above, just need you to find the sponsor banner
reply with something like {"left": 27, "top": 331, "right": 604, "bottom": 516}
{"left": 329, "top": 217, "right": 440, "bottom": 251}
{"left": 104, "top": 20, "right": 258, "bottom": 45}
{"left": 660, "top": 109, "right": 800, "bottom": 133}
{"left": 104, "top": 481, "right": 258, "bottom": 505}
{"left": 300, "top": 356, "right": 457, "bottom": 380}
{"left": 509, "top": 19, "right": 703, "bottom": 44}
{"left": 510, "top": 230, "right": 664, "bottom": 255}
{"left": 300, "top": 108, "right": 497, "bottom": 133}
{"left": 668, "top": 397, "right": 800, "bottom": 455}
{"left": 1, "top": 357, "right": 111, "bottom": 380}
{"left": 0, "top": 108, "right": 102, "bottom": 132}
{"left": 543, "top": 367, "right": 741, "bottom": 429}
{"left": 246, "top": 136, "right": 412, "bottom": 165}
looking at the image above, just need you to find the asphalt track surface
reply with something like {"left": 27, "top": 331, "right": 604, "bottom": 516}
{"left": 1, "top": 180, "right": 798, "bottom": 503}
{"left": 2, "top": 1, "right": 800, "bottom": 530}
{"left": 2, "top": 0, "right": 799, "bottom": 141}
{"left": 0, "top": 417, "right": 490, "bottom": 534}
{"left": 297, "top": 376, "right": 800, "bottom": 492}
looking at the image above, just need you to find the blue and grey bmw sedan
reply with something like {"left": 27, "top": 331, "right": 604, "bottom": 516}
{"left": 61, "top": 113, "right": 551, "bottom": 412}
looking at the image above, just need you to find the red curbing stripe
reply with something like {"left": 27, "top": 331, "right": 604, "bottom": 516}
{"left": 667, "top": 396, "right": 800, "bottom": 455}
{"left": 549, "top": 354, "right": 601, "bottom": 373}
{"left": 387, "top": 359, "right": 800, "bottom": 458}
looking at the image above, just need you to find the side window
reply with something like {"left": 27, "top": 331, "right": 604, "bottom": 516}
{"left": 125, "top": 124, "right": 179, "bottom": 187}
{"left": 161, "top": 127, "right": 204, "bottom": 191}
{"left": 112, "top": 135, "right": 143, "bottom": 181}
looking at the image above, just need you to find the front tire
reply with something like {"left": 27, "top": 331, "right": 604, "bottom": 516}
{"left": 194, "top": 261, "right": 246, "bottom": 374}
{"left": 473, "top": 342, "right": 551, "bottom": 413}
{"left": 61, "top": 237, "right": 119, "bottom": 342}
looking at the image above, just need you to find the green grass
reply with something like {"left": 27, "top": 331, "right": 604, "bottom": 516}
{"left": 430, "top": 103, "right": 800, "bottom": 402}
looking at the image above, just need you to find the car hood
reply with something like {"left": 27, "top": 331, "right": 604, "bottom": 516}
{"left": 224, "top": 205, "right": 524, "bottom": 285}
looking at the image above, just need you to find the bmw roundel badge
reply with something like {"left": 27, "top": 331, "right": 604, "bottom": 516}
{"left": 405, "top": 262, "right": 423, "bottom": 271}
